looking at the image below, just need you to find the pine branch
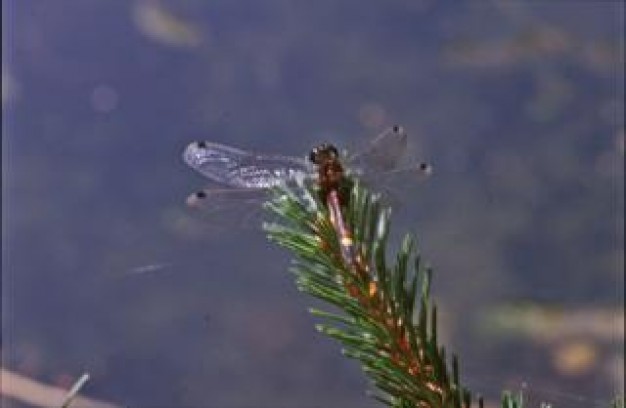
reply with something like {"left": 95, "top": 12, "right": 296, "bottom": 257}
{"left": 263, "top": 176, "right": 626, "bottom": 408}
{"left": 263, "top": 178, "right": 480, "bottom": 408}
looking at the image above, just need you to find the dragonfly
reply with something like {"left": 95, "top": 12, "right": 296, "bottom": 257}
{"left": 182, "top": 125, "right": 431, "bottom": 268}
{"left": 182, "top": 125, "right": 431, "bottom": 209}
{"left": 307, "top": 142, "right": 361, "bottom": 269}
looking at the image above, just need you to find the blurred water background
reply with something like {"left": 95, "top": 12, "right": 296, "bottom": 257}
{"left": 2, "top": 1, "right": 624, "bottom": 407}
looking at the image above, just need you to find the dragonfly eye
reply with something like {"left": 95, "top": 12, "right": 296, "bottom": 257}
{"left": 327, "top": 144, "right": 339, "bottom": 157}
{"left": 197, "top": 141, "right": 207, "bottom": 149}
{"left": 195, "top": 190, "right": 207, "bottom": 199}
{"left": 310, "top": 144, "right": 339, "bottom": 163}
{"left": 308, "top": 148, "right": 319, "bottom": 164}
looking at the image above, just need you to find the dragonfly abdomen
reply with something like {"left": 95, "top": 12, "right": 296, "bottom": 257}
{"left": 326, "top": 189, "right": 358, "bottom": 268}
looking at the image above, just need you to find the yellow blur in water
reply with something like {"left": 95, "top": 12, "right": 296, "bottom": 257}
{"left": 133, "top": 1, "right": 204, "bottom": 48}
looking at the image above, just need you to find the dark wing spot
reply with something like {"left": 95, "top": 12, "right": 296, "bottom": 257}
{"left": 419, "top": 162, "right": 433, "bottom": 175}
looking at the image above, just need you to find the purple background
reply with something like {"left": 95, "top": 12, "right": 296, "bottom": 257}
{"left": 2, "top": 1, "right": 623, "bottom": 407}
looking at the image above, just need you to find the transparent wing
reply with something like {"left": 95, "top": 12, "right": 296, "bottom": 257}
{"left": 347, "top": 125, "right": 408, "bottom": 173}
{"left": 183, "top": 141, "right": 312, "bottom": 189}
{"left": 186, "top": 188, "right": 268, "bottom": 211}
{"left": 185, "top": 188, "right": 269, "bottom": 230}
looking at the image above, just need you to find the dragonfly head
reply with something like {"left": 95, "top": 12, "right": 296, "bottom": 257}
{"left": 308, "top": 143, "right": 339, "bottom": 165}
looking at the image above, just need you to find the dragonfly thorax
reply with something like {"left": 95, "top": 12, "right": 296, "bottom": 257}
{"left": 308, "top": 143, "right": 350, "bottom": 205}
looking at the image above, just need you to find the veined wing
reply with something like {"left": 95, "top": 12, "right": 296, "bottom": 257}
{"left": 347, "top": 125, "right": 408, "bottom": 173}
{"left": 185, "top": 188, "right": 270, "bottom": 230}
{"left": 183, "top": 141, "right": 312, "bottom": 189}
{"left": 186, "top": 188, "right": 268, "bottom": 211}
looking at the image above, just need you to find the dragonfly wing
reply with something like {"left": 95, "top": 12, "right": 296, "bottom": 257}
{"left": 183, "top": 141, "right": 312, "bottom": 189}
{"left": 185, "top": 187, "right": 270, "bottom": 230}
{"left": 348, "top": 125, "right": 408, "bottom": 173}
{"left": 186, "top": 187, "right": 268, "bottom": 211}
